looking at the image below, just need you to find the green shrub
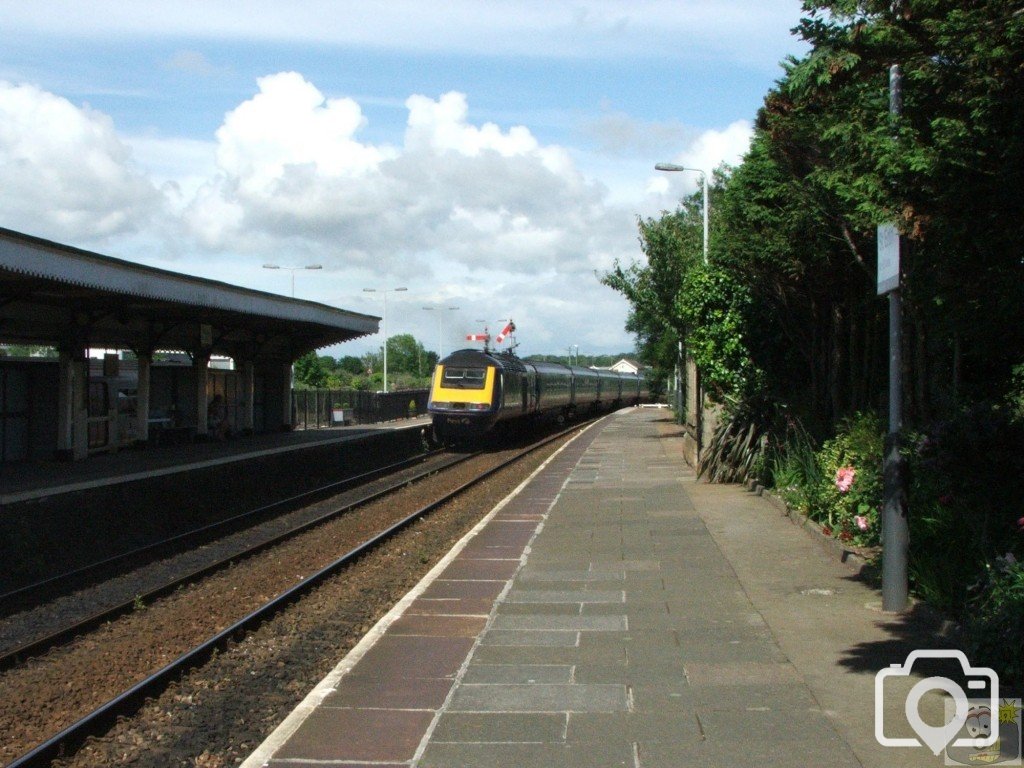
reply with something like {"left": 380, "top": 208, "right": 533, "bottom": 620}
{"left": 963, "top": 556, "right": 1024, "bottom": 689}
{"left": 810, "top": 412, "right": 884, "bottom": 547}
{"left": 768, "top": 422, "right": 825, "bottom": 514}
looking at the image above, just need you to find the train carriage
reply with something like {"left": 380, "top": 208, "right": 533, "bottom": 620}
{"left": 428, "top": 348, "right": 649, "bottom": 442}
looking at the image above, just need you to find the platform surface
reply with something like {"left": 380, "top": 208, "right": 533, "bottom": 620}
{"left": 243, "top": 408, "right": 964, "bottom": 768}
{"left": 0, "top": 416, "right": 430, "bottom": 504}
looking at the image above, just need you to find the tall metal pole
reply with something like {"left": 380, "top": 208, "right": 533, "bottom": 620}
{"left": 383, "top": 290, "right": 389, "bottom": 394}
{"left": 654, "top": 162, "right": 710, "bottom": 426}
{"left": 364, "top": 286, "right": 407, "bottom": 394}
{"left": 699, "top": 172, "right": 709, "bottom": 264}
{"left": 881, "top": 63, "right": 909, "bottom": 612}
{"left": 263, "top": 264, "right": 322, "bottom": 297}
{"left": 423, "top": 306, "right": 459, "bottom": 361}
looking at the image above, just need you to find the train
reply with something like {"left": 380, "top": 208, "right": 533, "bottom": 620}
{"left": 427, "top": 347, "right": 650, "bottom": 441}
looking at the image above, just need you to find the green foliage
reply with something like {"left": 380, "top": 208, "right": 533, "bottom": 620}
{"left": 293, "top": 351, "right": 329, "bottom": 389}
{"left": 0, "top": 344, "right": 58, "bottom": 357}
{"left": 769, "top": 422, "right": 827, "bottom": 513}
{"left": 963, "top": 557, "right": 1024, "bottom": 688}
{"left": 601, "top": 205, "right": 704, "bottom": 384}
{"left": 811, "top": 412, "right": 884, "bottom": 547}
{"left": 1009, "top": 363, "right": 1024, "bottom": 422}
{"left": 677, "top": 265, "right": 764, "bottom": 402}
{"left": 338, "top": 355, "right": 365, "bottom": 376}
{"left": 770, "top": 412, "right": 884, "bottom": 548}
{"left": 296, "top": 337, "right": 436, "bottom": 392}
{"left": 644, "top": 0, "right": 1024, "bottom": 685}
{"left": 698, "top": 398, "right": 781, "bottom": 484}
{"left": 384, "top": 334, "right": 436, "bottom": 379}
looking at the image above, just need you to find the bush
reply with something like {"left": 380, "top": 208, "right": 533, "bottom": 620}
{"left": 963, "top": 556, "right": 1024, "bottom": 689}
{"left": 810, "top": 412, "right": 884, "bottom": 547}
{"left": 767, "top": 402, "right": 1024, "bottom": 684}
{"left": 767, "top": 418, "right": 825, "bottom": 513}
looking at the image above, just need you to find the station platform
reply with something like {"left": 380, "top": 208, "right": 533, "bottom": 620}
{"left": 0, "top": 417, "right": 431, "bottom": 595}
{"left": 242, "top": 408, "right": 958, "bottom": 768}
{"left": 0, "top": 416, "right": 431, "bottom": 505}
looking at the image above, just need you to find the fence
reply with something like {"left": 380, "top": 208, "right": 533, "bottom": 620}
{"left": 292, "top": 388, "right": 429, "bottom": 430}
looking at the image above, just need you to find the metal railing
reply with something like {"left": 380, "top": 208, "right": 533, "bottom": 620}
{"left": 292, "top": 389, "right": 429, "bottom": 430}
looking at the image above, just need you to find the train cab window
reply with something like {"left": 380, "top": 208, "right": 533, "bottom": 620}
{"left": 442, "top": 367, "right": 487, "bottom": 389}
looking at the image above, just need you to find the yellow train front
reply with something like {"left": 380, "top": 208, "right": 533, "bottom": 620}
{"left": 427, "top": 349, "right": 522, "bottom": 441}
{"left": 428, "top": 348, "right": 649, "bottom": 442}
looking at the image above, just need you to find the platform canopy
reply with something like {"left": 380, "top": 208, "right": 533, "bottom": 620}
{"left": 0, "top": 227, "right": 378, "bottom": 361}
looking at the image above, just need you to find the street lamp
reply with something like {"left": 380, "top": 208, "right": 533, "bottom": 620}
{"left": 422, "top": 305, "right": 460, "bottom": 361}
{"left": 363, "top": 286, "right": 408, "bottom": 393}
{"left": 263, "top": 263, "right": 323, "bottom": 297}
{"left": 655, "top": 163, "right": 709, "bottom": 426}
{"left": 654, "top": 163, "right": 709, "bottom": 264}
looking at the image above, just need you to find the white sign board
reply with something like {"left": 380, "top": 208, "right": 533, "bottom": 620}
{"left": 877, "top": 223, "right": 900, "bottom": 295}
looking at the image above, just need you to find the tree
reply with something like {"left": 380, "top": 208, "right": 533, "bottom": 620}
{"left": 783, "top": 0, "right": 1024, "bottom": 417}
{"left": 602, "top": 203, "right": 705, "bottom": 384}
{"left": 293, "top": 351, "right": 329, "bottom": 388}
{"left": 338, "top": 355, "right": 364, "bottom": 376}
{"left": 384, "top": 334, "right": 436, "bottom": 378}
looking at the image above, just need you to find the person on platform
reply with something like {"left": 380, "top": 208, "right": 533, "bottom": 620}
{"left": 208, "top": 394, "right": 229, "bottom": 440}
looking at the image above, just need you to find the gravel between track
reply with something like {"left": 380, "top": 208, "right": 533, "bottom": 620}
{"left": 1, "top": 431, "right": 577, "bottom": 768}
{"left": 0, "top": 452, "right": 462, "bottom": 657}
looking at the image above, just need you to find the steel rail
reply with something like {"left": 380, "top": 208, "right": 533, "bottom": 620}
{"left": 0, "top": 448, "right": 444, "bottom": 614}
{"left": 0, "top": 449, "right": 468, "bottom": 670}
{"left": 6, "top": 420, "right": 591, "bottom": 768}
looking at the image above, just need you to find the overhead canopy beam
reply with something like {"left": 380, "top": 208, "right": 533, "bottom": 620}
{"left": 0, "top": 227, "right": 379, "bottom": 361}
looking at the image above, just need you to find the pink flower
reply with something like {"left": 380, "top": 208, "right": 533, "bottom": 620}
{"left": 835, "top": 466, "right": 856, "bottom": 493}
{"left": 855, "top": 515, "right": 869, "bottom": 532}
{"left": 1017, "top": 516, "right": 1024, "bottom": 532}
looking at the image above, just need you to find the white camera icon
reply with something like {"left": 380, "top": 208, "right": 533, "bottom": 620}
{"left": 875, "top": 649, "right": 1000, "bottom": 755}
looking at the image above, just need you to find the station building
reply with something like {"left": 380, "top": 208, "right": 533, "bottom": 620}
{"left": 0, "top": 227, "right": 379, "bottom": 464}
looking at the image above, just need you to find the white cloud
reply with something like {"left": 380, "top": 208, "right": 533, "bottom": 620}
{"left": 644, "top": 119, "right": 753, "bottom": 200}
{"left": 0, "top": 74, "right": 757, "bottom": 356}
{"left": 182, "top": 74, "right": 615, "bottom": 276}
{"left": 0, "top": 81, "right": 162, "bottom": 241}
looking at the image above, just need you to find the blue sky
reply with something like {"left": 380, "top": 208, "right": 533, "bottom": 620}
{"left": 0, "top": 1, "right": 809, "bottom": 359}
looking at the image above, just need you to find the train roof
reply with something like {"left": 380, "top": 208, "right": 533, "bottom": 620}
{"left": 439, "top": 349, "right": 640, "bottom": 378}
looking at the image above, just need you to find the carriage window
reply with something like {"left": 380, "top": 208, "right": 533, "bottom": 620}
{"left": 442, "top": 367, "right": 487, "bottom": 389}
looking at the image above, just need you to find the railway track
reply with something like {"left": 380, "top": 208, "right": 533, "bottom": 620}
{"left": 0, "top": 447, "right": 450, "bottom": 620}
{"left": 2, "top": 420, "right": 591, "bottom": 768}
{"left": 0, "top": 448, "right": 463, "bottom": 669}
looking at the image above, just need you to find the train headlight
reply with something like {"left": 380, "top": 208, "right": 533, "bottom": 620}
{"left": 430, "top": 401, "right": 453, "bottom": 409}
{"left": 467, "top": 403, "right": 490, "bottom": 411}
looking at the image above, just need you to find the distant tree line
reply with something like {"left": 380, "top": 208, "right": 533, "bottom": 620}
{"left": 293, "top": 333, "right": 439, "bottom": 391}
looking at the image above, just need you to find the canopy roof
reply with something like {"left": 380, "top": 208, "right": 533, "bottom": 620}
{"left": 0, "top": 227, "right": 378, "bottom": 361}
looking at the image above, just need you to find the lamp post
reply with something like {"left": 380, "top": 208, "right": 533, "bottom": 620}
{"left": 654, "top": 163, "right": 709, "bottom": 264}
{"left": 655, "top": 162, "right": 709, "bottom": 427}
{"left": 364, "top": 286, "right": 407, "bottom": 393}
{"left": 262, "top": 263, "right": 323, "bottom": 297}
{"left": 423, "top": 305, "right": 460, "bottom": 361}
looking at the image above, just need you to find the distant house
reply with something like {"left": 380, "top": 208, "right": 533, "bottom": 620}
{"left": 589, "top": 359, "right": 642, "bottom": 375}
{"left": 610, "top": 359, "right": 641, "bottom": 374}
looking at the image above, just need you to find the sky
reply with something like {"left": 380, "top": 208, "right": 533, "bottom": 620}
{"left": 0, "top": 1, "right": 810, "bottom": 361}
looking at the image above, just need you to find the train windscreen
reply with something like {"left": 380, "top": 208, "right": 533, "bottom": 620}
{"left": 441, "top": 367, "right": 487, "bottom": 389}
